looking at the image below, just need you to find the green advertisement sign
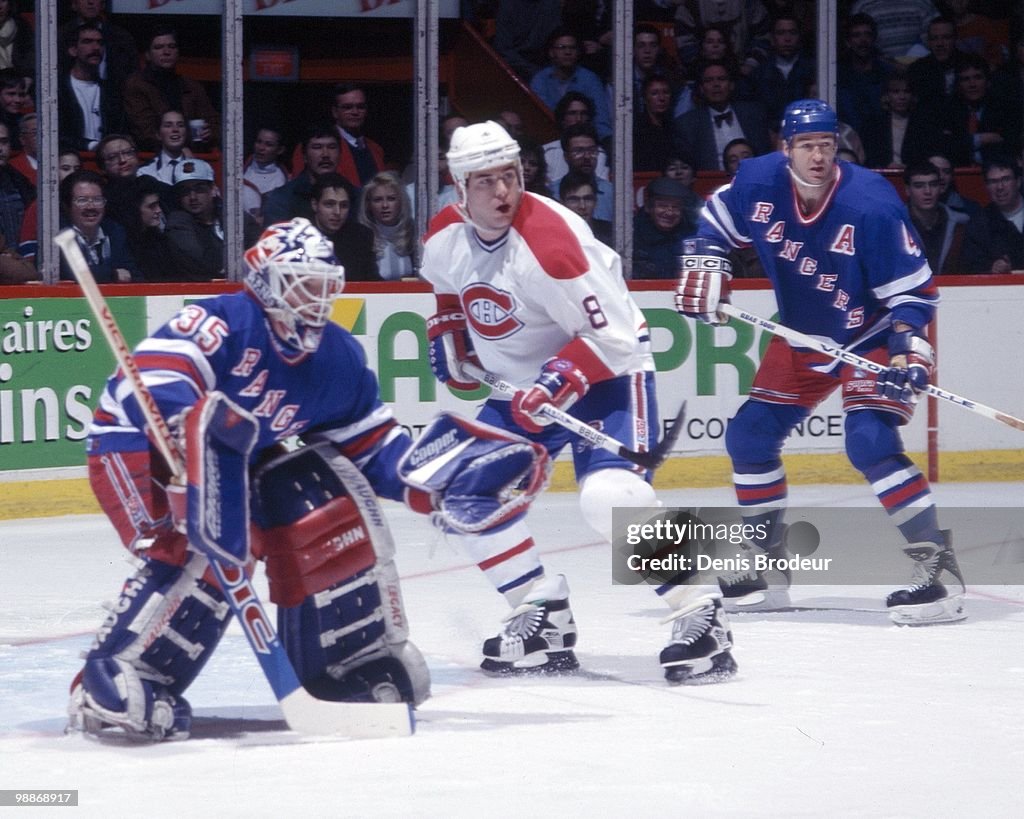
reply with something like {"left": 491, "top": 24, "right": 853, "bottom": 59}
{"left": 0, "top": 297, "right": 148, "bottom": 469}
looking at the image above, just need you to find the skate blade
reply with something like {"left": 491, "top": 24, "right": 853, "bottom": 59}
{"left": 721, "top": 589, "right": 791, "bottom": 613}
{"left": 888, "top": 594, "right": 967, "bottom": 626}
{"left": 664, "top": 653, "right": 738, "bottom": 686}
{"left": 480, "top": 650, "right": 580, "bottom": 676}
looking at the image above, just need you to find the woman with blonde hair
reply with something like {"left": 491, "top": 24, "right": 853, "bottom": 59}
{"left": 358, "top": 170, "right": 417, "bottom": 280}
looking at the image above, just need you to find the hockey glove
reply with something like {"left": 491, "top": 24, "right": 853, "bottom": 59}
{"left": 427, "top": 295, "right": 481, "bottom": 392}
{"left": 512, "top": 357, "right": 590, "bottom": 434}
{"left": 675, "top": 237, "right": 733, "bottom": 326}
{"left": 876, "top": 330, "right": 934, "bottom": 405}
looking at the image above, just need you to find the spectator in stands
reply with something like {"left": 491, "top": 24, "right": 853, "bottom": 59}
{"left": 164, "top": 158, "right": 224, "bottom": 281}
{"left": 743, "top": 14, "right": 815, "bottom": 128}
{"left": 0, "top": 1, "right": 34, "bottom": 82}
{"left": 122, "top": 26, "right": 220, "bottom": 152}
{"left": 723, "top": 137, "right": 754, "bottom": 176}
{"left": 559, "top": 170, "right": 612, "bottom": 246}
{"left": 18, "top": 149, "right": 80, "bottom": 262}
{"left": 492, "top": 0, "right": 562, "bottom": 81}
{"left": 0, "top": 120, "right": 31, "bottom": 252}
{"left": 927, "top": 149, "right": 982, "bottom": 221}
{"left": 548, "top": 122, "right": 613, "bottom": 221}
{"left": 662, "top": 153, "right": 705, "bottom": 226}
{"left": 632, "top": 176, "right": 698, "bottom": 280}
{"left": 562, "top": 0, "right": 612, "bottom": 80}
{"left": 529, "top": 29, "right": 612, "bottom": 145}
{"left": 327, "top": 83, "right": 387, "bottom": 192}
{"left": 309, "top": 172, "right": 377, "bottom": 282}
{"left": 58, "top": 169, "right": 135, "bottom": 283}
{"left": 124, "top": 175, "right": 175, "bottom": 282}
{"left": 991, "top": 28, "right": 1024, "bottom": 145}
{"left": 673, "top": 0, "right": 771, "bottom": 72}
{"left": 633, "top": 23, "right": 685, "bottom": 116}
{"left": 58, "top": 0, "right": 137, "bottom": 98}
{"left": 859, "top": 70, "right": 933, "bottom": 169}
{"left": 838, "top": 12, "right": 895, "bottom": 134}
{"left": 264, "top": 124, "right": 340, "bottom": 226}
{"left": 518, "top": 138, "right": 550, "bottom": 196}
{"left": 635, "top": 74, "right": 677, "bottom": 172}
{"left": 494, "top": 109, "right": 525, "bottom": 141}
{"left": 904, "top": 160, "right": 967, "bottom": 274}
{"left": 136, "top": 109, "right": 192, "bottom": 218}
{"left": 9, "top": 111, "right": 34, "bottom": 184}
{"left": 907, "top": 16, "right": 966, "bottom": 118}
{"left": 944, "top": 53, "right": 1021, "bottom": 166}
{"left": 672, "top": 60, "right": 771, "bottom": 171}
{"left": 0, "top": 69, "right": 26, "bottom": 151}
{"left": 242, "top": 125, "right": 289, "bottom": 245}
{"left": 94, "top": 132, "right": 140, "bottom": 227}
{"left": 0, "top": 227, "right": 34, "bottom": 282}
{"left": 962, "top": 155, "right": 1024, "bottom": 273}
{"left": 543, "top": 92, "right": 610, "bottom": 184}
{"left": 848, "top": 0, "right": 940, "bottom": 59}
{"left": 58, "top": 23, "right": 126, "bottom": 153}
{"left": 358, "top": 170, "right": 417, "bottom": 280}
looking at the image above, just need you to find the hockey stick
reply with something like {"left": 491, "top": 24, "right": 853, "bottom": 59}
{"left": 720, "top": 303, "right": 1024, "bottom": 432}
{"left": 55, "top": 230, "right": 414, "bottom": 739}
{"left": 461, "top": 362, "right": 685, "bottom": 470}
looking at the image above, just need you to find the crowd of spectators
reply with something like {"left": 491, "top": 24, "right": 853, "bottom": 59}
{"left": 2, "top": 1, "right": 1023, "bottom": 286}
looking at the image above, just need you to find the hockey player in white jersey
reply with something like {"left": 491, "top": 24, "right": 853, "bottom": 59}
{"left": 420, "top": 121, "right": 736, "bottom": 684}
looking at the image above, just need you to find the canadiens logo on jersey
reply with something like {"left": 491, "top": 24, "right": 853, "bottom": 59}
{"left": 461, "top": 283, "right": 524, "bottom": 339}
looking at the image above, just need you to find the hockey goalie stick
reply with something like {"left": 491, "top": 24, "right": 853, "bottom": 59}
{"left": 720, "top": 303, "right": 1024, "bottom": 432}
{"left": 54, "top": 230, "right": 414, "bottom": 739}
{"left": 461, "top": 362, "right": 685, "bottom": 470}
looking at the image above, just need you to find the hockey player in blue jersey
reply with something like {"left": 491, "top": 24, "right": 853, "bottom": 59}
{"left": 67, "top": 218, "right": 550, "bottom": 740}
{"left": 674, "top": 99, "right": 965, "bottom": 625}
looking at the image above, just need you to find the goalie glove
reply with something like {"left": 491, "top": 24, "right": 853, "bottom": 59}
{"left": 675, "top": 237, "right": 733, "bottom": 326}
{"left": 427, "top": 295, "right": 481, "bottom": 392}
{"left": 512, "top": 356, "right": 591, "bottom": 435}
{"left": 398, "top": 413, "right": 550, "bottom": 534}
{"left": 876, "top": 330, "right": 934, "bottom": 406}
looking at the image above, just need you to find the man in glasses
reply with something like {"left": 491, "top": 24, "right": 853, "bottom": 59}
{"left": 549, "top": 122, "right": 613, "bottom": 221}
{"left": 529, "top": 29, "right": 611, "bottom": 146}
{"left": 962, "top": 155, "right": 1024, "bottom": 273}
{"left": 58, "top": 168, "right": 136, "bottom": 282}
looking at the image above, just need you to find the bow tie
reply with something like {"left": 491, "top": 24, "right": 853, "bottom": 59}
{"left": 714, "top": 111, "right": 734, "bottom": 127}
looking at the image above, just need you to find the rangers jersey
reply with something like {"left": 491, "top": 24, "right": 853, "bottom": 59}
{"left": 421, "top": 193, "right": 653, "bottom": 391}
{"left": 88, "top": 292, "right": 409, "bottom": 500}
{"left": 700, "top": 154, "right": 937, "bottom": 349}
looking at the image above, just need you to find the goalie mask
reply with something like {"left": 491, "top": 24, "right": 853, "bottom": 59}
{"left": 244, "top": 218, "right": 345, "bottom": 355}
{"left": 446, "top": 121, "right": 524, "bottom": 226}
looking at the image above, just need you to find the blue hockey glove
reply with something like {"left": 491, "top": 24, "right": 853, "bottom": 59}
{"left": 675, "top": 237, "right": 733, "bottom": 326}
{"left": 876, "top": 330, "right": 934, "bottom": 405}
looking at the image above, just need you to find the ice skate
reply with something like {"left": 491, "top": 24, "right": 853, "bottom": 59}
{"left": 717, "top": 538, "right": 792, "bottom": 612}
{"left": 659, "top": 595, "right": 737, "bottom": 684}
{"left": 480, "top": 574, "right": 579, "bottom": 674}
{"left": 887, "top": 537, "right": 966, "bottom": 625}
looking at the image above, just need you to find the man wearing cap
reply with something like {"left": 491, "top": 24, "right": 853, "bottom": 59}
{"left": 674, "top": 98, "right": 965, "bottom": 626}
{"left": 632, "top": 175, "right": 698, "bottom": 280}
{"left": 165, "top": 157, "right": 223, "bottom": 281}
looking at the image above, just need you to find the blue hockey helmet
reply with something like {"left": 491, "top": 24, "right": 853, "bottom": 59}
{"left": 781, "top": 99, "right": 838, "bottom": 140}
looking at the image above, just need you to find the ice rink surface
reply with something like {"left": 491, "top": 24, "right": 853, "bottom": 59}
{"left": 2, "top": 482, "right": 1023, "bottom": 818}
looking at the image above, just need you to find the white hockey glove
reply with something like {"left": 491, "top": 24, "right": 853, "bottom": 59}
{"left": 876, "top": 330, "right": 934, "bottom": 406}
{"left": 675, "top": 237, "right": 733, "bottom": 326}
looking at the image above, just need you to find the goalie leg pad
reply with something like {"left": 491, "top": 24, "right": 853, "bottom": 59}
{"left": 68, "top": 555, "right": 231, "bottom": 740}
{"left": 254, "top": 446, "right": 430, "bottom": 706}
{"left": 398, "top": 412, "right": 551, "bottom": 534}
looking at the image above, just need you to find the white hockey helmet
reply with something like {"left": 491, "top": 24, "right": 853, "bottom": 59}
{"left": 243, "top": 218, "right": 345, "bottom": 355}
{"left": 446, "top": 121, "right": 523, "bottom": 210}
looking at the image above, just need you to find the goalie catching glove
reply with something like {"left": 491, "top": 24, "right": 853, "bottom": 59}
{"left": 876, "top": 329, "right": 934, "bottom": 406}
{"left": 398, "top": 413, "right": 550, "bottom": 534}
{"left": 675, "top": 237, "right": 733, "bottom": 326}
{"left": 427, "top": 295, "right": 481, "bottom": 392}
